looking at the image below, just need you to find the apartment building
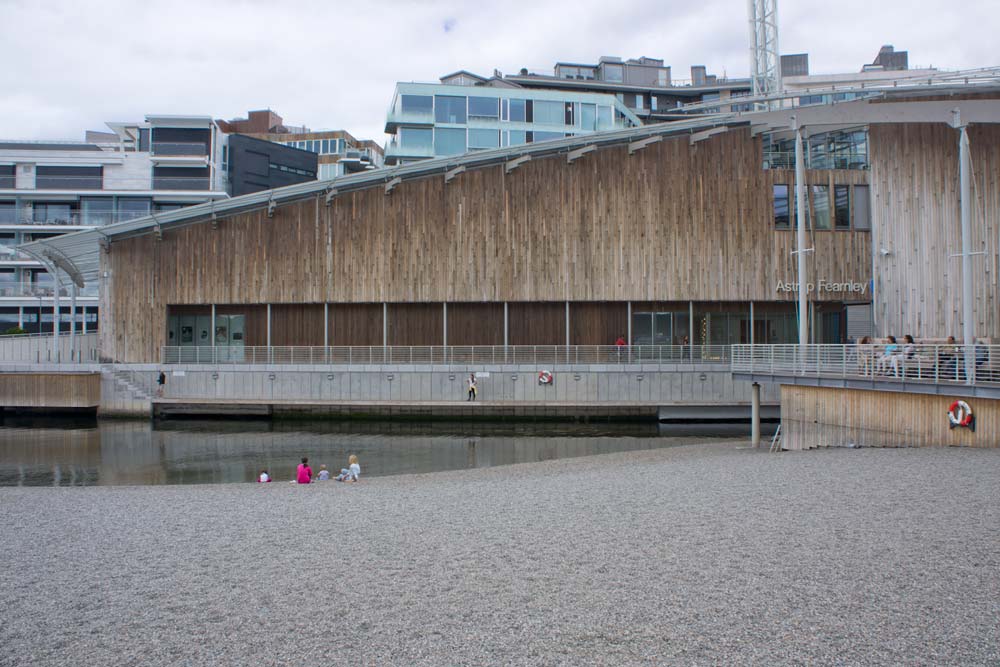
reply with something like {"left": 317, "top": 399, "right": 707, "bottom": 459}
{"left": 384, "top": 79, "right": 642, "bottom": 165}
{"left": 219, "top": 110, "right": 384, "bottom": 180}
{"left": 0, "top": 115, "right": 231, "bottom": 334}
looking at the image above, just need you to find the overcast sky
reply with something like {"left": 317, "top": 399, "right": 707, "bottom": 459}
{"left": 1, "top": 0, "right": 996, "bottom": 144}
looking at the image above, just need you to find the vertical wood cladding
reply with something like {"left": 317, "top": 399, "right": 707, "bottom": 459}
{"left": 508, "top": 302, "right": 566, "bottom": 346}
{"left": 870, "top": 123, "right": 1000, "bottom": 339}
{"left": 102, "top": 127, "right": 874, "bottom": 362}
{"left": 329, "top": 304, "right": 383, "bottom": 346}
{"left": 387, "top": 303, "right": 443, "bottom": 346}
{"left": 570, "top": 302, "right": 627, "bottom": 345}
{"left": 446, "top": 303, "right": 505, "bottom": 346}
{"left": 270, "top": 305, "right": 325, "bottom": 347}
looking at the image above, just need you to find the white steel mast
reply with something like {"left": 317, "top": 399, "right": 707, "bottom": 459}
{"left": 748, "top": 0, "right": 782, "bottom": 108}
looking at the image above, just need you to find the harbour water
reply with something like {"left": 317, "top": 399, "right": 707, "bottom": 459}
{"left": 0, "top": 417, "right": 771, "bottom": 486}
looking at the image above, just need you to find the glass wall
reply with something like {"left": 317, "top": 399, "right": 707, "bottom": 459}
{"left": 811, "top": 185, "right": 830, "bottom": 230}
{"left": 434, "top": 128, "right": 467, "bottom": 156}
{"left": 468, "top": 97, "right": 499, "bottom": 119}
{"left": 401, "top": 95, "right": 433, "bottom": 114}
{"left": 631, "top": 309, "right": 691, "bottom": 345}
{"left": 435, "top": 96, "right": 467, "bottom": 124}
{"left": 509, "top": 99, "right": 526, "bottom": 122}
{"left": 468, "top": 129, "right": 499, "bottom": 150}
{"left": 400, "top": 127, "right": 433, "bottom": 150}
{"left": 763, "top": 128, "right": 869, "bottom": 170}
{"left": 580, "top": 103, "right": 597, "bottom": 131}
{"left": 533, "top": 100, "right": 564, "bottom": 125}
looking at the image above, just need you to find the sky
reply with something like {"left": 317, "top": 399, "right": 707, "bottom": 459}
{"left": 0, "top": 0, "right": 996, "bottom": 144}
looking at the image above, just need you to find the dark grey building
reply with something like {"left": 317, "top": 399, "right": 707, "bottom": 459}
{"left": 226, "top": 134, "right": 318, "bottom": 197}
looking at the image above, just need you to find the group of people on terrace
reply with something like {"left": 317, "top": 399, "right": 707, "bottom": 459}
{"left": 855, "top": 335, "right": 966, "bottom": 380}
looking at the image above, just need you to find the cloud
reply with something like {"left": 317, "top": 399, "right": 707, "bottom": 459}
{"left": 0, "top": 0, "right": 996, "bottom": 145}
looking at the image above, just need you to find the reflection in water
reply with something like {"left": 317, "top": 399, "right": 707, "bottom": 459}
{"left": 0, "top": 417, "right": 771, "bottom": 487}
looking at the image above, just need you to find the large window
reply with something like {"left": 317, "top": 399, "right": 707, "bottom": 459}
{"left": 631, "top": 310, "right": 691, "bottom": 345}
{"left": 0, "top": 201, "right": 15, "bottom": 224}
{"left": 32, "top": 202, "right": 77, "bottom": 225}
{"left": 434, "top": 128, "right": 467, "bottom": 156}
{"left": 468, "top": 97, "right": 499, "bottom": 119}
{"left": 597, "top": 106, "right": 612, "bottom": 129}
{"left": 508, "top": 130, "right": 527, "bottom": 146}
{"left": 401, "top": 95, "right": 433, "bottom": 115}
{"left": 509, "top": 99, "right": 526, "bottom": 122}
{"left": 118, "top": 198, "right": 151, "bottom": 222}
{"left": 764, "top": 129, "right": 868, "bottom": 170}
{"left": 36, "top": 166, "right": 102, "bottom": 190}
{"left": 532, "top": 100, "right": 564, "bottom": 125}
{"left": 603, "top": 64, "right": 623, "bottom": 82}
{"left": 468, "top": 129, "right": 499, "bottom": 150}
{"left": 853, "top": 185, "right": 871, "bottom": 230}
{"left": 400, "top": 127, "right": 433, "bottom": 150}
{"left": 81, "top": 197, "right": 114, "bottom": 225}
{"left": 435, "top": 96, "right": 467, "bottom": 124}
{"left": 773, "top": 185, "right": 790, "bottom": 229}
{"left": 580, "top": 103, "right": 597, "bottom": 131}
{"left": 0, "top": 165, "right": 13, "bottom": 189}
{"left": 834, "top": 185, "right": 850, "bottom": 229}
{"left": 811, "top": 185, "right": 830, "bottom": 230}
{"left": 532, "top": 131, "right": 564, "bottom": 143}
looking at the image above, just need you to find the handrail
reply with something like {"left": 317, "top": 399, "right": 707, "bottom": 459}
{"left": 732, "top": 344, "right": 1000, "bottom": 386}
{"left": 160, "top": 344, "right": 733, "bottom": 365}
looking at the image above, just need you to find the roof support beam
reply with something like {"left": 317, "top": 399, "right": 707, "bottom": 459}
{"left": 628, "top": 135, "right": 661, "bottom": 155}
{"left": 266, "top": 197, "right": 276, "bottom": 218}
{"left": 505, "top": 155, "right": 531, "bottom": 174}
{"left": 325, "top": 186, "right": 338, "bottom": 206}
{"left": 385, "top": 177, "right": 402, "bottom": 195}
{"left": 444, "top": 165, "right": 466, "bottom": 184}
{"left": 690, "top": 126, "right": 729, "bottom": 145}
{"left": 566, "top": 145, "right": 596, "bottom": 164}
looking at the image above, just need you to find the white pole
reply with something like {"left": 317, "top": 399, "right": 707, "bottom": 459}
{"left": 565, "top": 301, "right": 570, "bottom": 347}
{"left": 751, "top": 382, "right": 761, "bottom": 447}
{"left": 323, "top": 303, "right": 329, "bottom": 348}
{"left": 959, "top": 125, "right": 975, "bottom": 380}
{"left": 503, "top": 302, "right": 509, "bottom": 348}
{"left": 210, "top": 304, "right": 216, "bottom": 348}
{"left": 443, "top": 302, "right": 448, "bottom": 348}
{"left": 626, "top": 301, "right": 632, "bottom": 344}
{"left": 266, "top": 304, "right": 271, "bottom": 347}
{"left": 382, "top": 302, "right": 388, "bottom": 347}
{"left": 794, "top": 120, "right": 809, "bottom": 347}
{"left": 70, "top": 283, "right": 77, "bottom": 359}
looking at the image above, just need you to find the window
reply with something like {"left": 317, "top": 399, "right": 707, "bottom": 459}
{"left": 597, "top": 106, "right": 612, "bottom": 128}
{"left": 401, "top": 95, "right": 433, "bottom": 115}
{"left": 532, "top": 131, "right": 564, "bottom": 142}
{"left": 435, "top": 96, "right": 467, "bottom": 124}
{"left": 635, "top": 94, "right": 644, "bottom": 110}
{"left": 468, "top": 129, "right": 499, "bottom": 150}
{"left": 509, "top": 99, "right": 526, "bottom": 122}
{"left": 434, "top": 128, "right": 466, "bottom": 156}
{"left": 35, "top": 166, "right": 102, "bottom": 190}
{"left": 468, "top": 97, "right": 499, "bottom": 119}
{"left": 321, "top": 140, "right": 329, "bottom": 153}
{"left": 811, "top": 185, "right": 830, "bottom": 230}
{"left": 0, "top": 201, "right": 14, "bottom": 224}
{"left": 604, "top": 64, "right": 623, "bottom": 82}
{"left": 0, "top": 166, "right": 13, "bottom": 189}
{"left": 834, "top": 185, "right": 850, "bottom": 229}
{"left": 118, "top": 198, "right": 151, "bottom": 221}
{"left": 32, "top": 203, "right": 76, "bottom": 225}
{"left": 650, "top": 96, "right": 658, "bottom": 112}
{"left": 773, "top": 185, "right": 790, "bottom": 229}
{"left": 853, "top": 185, "right": 871, "bottom": 230}
{"left": 580, "top": 104, "right": 596, "bottom": 131}
{"left": 81, "top": 197, "right": 114, "bottom": 225}
{"left": 400, "top": 127, "right": 433, "bottom": 150}
{"left": 508, "top": 130, "right": 527, "bottom": 146}
{"left": 532, "top": 100, "right": 563, "bottom": 125}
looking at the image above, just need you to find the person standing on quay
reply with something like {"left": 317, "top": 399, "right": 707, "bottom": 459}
{"left": 467, "top": 373, "right": 477, "bottom": 401}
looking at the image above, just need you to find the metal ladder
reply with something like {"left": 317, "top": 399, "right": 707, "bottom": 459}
{"left": 768, "top": 423, "right": 782, "bottom": 453}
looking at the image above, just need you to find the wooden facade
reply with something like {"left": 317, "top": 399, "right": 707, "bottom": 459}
{"left": 0, "top": 372, "right": 100, "bottom": 409}
{"left": 101, "top": 128, "right": 873, "bottom": 362}
{"left": 780, "top": 384, "right": 999, "bottom": 450}
{"left": 870, "top": 123, "right": 1000, "bottom": 339}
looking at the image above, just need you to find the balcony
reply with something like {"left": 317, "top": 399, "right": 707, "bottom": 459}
{"left": 385, "top": 109, "right": 434, "bottom": 132}
{"left": 384, "top": 139, "right": 434, "bottom": 161}
{"left": 0, "top": 174, "right": 227, "bottom": 194}
{"left": 150, "top": 142, "right": 208, "bottom": 156}
{"left": 35, "top": 175, "right": 103, "bottom": 190}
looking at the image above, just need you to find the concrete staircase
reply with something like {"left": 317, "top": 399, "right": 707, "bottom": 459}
{"left": 102, "top": 366, "right": 154, "bottom": 402}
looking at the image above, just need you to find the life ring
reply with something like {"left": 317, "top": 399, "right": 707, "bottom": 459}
{"left": 538, "top": 370, "right": 553, "bottom": 385}
{"left": 947, "top": 400, "right": 974, "bottom": 430}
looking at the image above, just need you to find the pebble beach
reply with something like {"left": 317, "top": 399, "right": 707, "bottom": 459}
{"left": 2, "top": 441, "right": 998, "bottom": 666}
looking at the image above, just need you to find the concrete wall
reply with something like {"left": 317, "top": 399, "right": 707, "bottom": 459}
{"left": 780, "top": 384, "right": 999, "bottom": 450}
{"left": 0, "top": 333, "right": 99, "bottom": 364}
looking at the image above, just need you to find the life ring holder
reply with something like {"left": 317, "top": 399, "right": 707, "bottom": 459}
{"left": 947, "top": 400, "right": 975, "bottom": 430}
{"left": 538, "top": 370, "right": 553, "bottom": 385}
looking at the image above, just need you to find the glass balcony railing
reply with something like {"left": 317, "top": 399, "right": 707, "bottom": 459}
{"left": 385, "top": 110, "right": 435, "bottom": 127}
{"left": 150, "top": 142, "right": 209, "bottom": 156}
{"left": 0, "top": 176, "right": 15, "bottom": 189}
{"left": 2, "top": 175, "right": 227, "bottom": 193}
{"left": 35, "top": 176, "right": 103, "bottom": 190}
{"left": 385, "top": 140, "right": 434, "bottom": 158}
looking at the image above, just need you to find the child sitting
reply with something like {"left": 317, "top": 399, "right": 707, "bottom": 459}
{"left": 317, "top": 464, "right": 330, "bottom": 481}
{"left": 258, "top": 470, "right": 271, "bottom": 483}
{"left": 336, "top": 455, "right": 361, "bottom": 482}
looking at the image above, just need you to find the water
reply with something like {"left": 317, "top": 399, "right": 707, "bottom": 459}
{"left": 0, "top": 417, "right": 771, "bottom": 486}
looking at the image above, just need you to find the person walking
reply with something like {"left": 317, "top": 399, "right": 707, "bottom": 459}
{"left": 467, "top": 373, "right": 477, "bottom": 401}
{"left": 156, "top": 370, "right": 166, "bottom": 397}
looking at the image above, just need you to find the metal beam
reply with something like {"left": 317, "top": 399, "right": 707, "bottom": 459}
{"left": 566, "top": 145, "right": 596, "bottom": 164}
{"left": 505, "top": 155, "right": 531, "bottom": 174}
{"left": 794, "top": 118, "right": 809, "bottom": 347}
{"left": 959, "top": 121, "right": 976, "bottom": 375}
{"left": 689, "top": 127, "right": 729, "bottom": 145}
{"left": 444, "top": 165, "right": 466, "bottom": 184}
{"left": 628, "top": 135, "right": 661, "bottom": 155}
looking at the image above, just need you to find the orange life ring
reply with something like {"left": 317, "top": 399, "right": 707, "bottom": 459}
{"left": 538, "top": 370, "right": 553, "bottom": 385}
{"left": 947, "top": 400, "right": 974, "bottom": 429}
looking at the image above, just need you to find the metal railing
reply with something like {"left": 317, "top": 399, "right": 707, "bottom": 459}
{"left": 732, "top": 344, "right": 1000, "bottom": 386}
{"left": 0, "top": 331, "right": 99, "bottom": 363}
{"left": 161, "top": 344, "right": 733, "bottom": 365}
{"left": 150, "top": 142, "right": 209, "bottom": 156}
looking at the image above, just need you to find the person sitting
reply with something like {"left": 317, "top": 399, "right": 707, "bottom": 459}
{"left": 336, "top": 454, "right": 361, "bottom": 483}
{"left": 258, "top": 469, "right": 271, "bottom": 483}
{"left": 317, "top": 464, "right": 330, "bottom": 481}
{"left": 856, "top": 336, "right": 875, "bottom": 376}
{"left": 938, "top": 336, "right": 960, "bottom": 381}
{"left": 900, "top": 334, "right": 917, "bottom": 376}
{"left": 877, "top": 336, "right": 900, "bottom": 375}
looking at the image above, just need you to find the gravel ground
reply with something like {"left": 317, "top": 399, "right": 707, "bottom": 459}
{"left": 1, "top": 442, "right": 999, "bottom": 666}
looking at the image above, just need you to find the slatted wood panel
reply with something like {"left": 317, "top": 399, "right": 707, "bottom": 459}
{"left": 508, "top": 302, "right": 566, "bottom": 346}
{"left": 870, "top": 124, "right": 1000, "bottom": 339}
{"left": 570, "top": 302, "right": 627, "bottom": 345}
{"left": 781, "top": 384, "right": 999, "bottom": 450}
{"left": 446, "top": 303, "right": 504, "bottom": 345}
{"left": 388, "top": 303, "right": 443, "bottom": 346}
{"left": 329, "top": 304, "right": 383, "bottom": 346}
{"left": 0, "top": 373, "right": 100, "bottom": 408}
{"left": 101, "top": 128, "right": 874, "bottom": 362}
{"left": 270, "top": 304, "right": 325, "bottom": 347}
